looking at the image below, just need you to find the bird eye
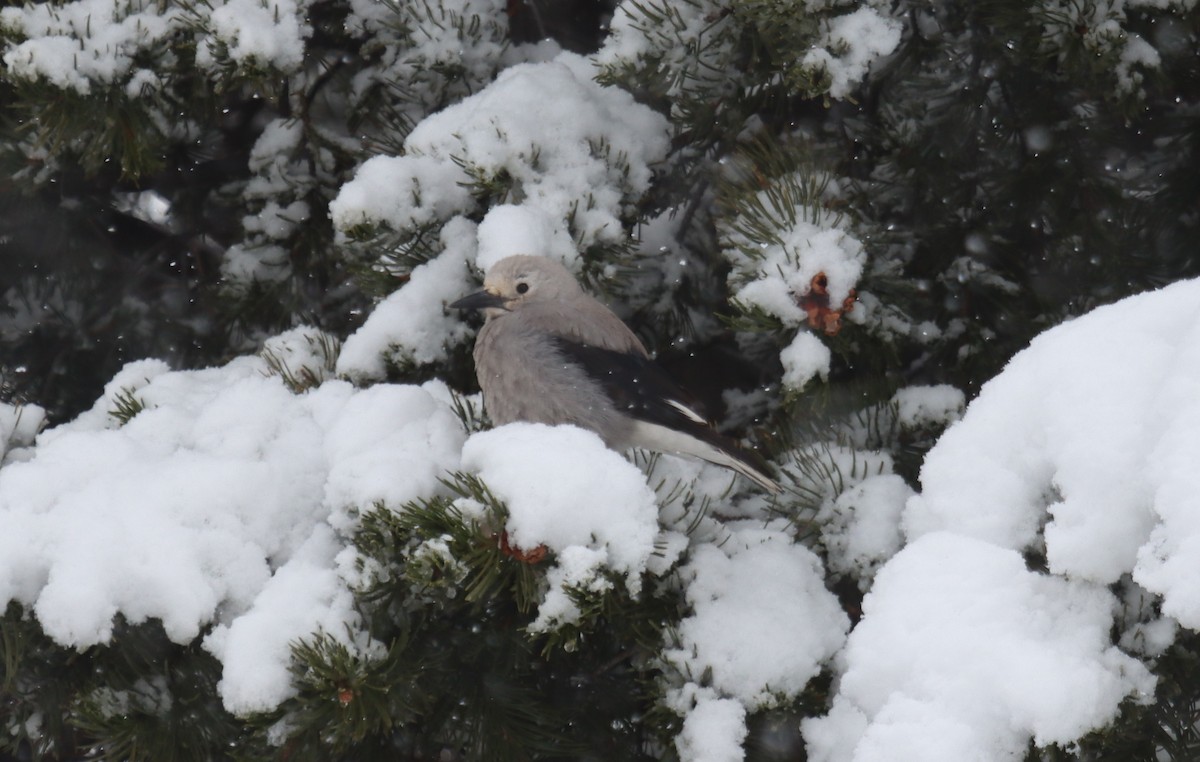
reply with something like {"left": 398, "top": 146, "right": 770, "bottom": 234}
{"left": 515, "top": 282, "right": 529, "bottom": 294}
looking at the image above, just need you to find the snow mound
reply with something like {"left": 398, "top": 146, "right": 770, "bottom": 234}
{"left": 459, "top": 423, "right": 661, "bottom": 632}
{"left": 0, "top": 351, "right": 465, "bottom": 715}
{"left": 665, "top": 525, "right": 849, "bottom": 707}
{"left": 802, "top": 8, "right": 903, "bottom": 100}
{"left": 0, "top": 402, "right": 44, "bottom": 460}
{"left": 335, "top": 218, "right": 479, "bottom": 379}
{"left": 663, "top": 523, "right": 849, "bottom": 760}
{"left": 907, "top": 277, "right": 1200, "bottom": 592}
{"left": 1, "top": 0, "right": 311, "bottom": 95}
{"left": 804, "top": 533, "right": 1154, "bottom": 762}
{"left": 330, "top": 52, "right": 669, "bottom": 256}
{"left": 810, "top": 279, "right": 1200, "bottom": 759}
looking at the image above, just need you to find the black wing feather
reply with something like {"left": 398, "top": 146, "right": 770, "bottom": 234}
{"left": 547, "top": 337, "right": 772, "bottom": 474}
{"left": 548, "top": 337, "right": 706, "bottom": 428}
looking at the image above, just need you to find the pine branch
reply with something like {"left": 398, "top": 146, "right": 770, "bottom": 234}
{"left": 108, "top": 388, "right": 148, "bottom": 425}
{"left": 260, "top": 331, "right": 341, "bottom": 393}
{"left": 283, "top": 631, "right": 429, "bottom": 754}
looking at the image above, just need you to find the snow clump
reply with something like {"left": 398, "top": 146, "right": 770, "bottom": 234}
{"left": 809, "top": 277, "right": 1200, "bottom": 759}
{"left": 0, "top": 349, "right": 465, "bottom": 715}
{"left": 458, "top": 423, "right": 661, "bottom": 633}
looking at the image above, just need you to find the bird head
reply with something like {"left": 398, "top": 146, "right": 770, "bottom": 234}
{"left": 451, "top": 255, "right": 582, "bottom": 317}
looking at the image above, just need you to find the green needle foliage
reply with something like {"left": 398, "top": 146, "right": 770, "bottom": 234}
{"left": 261, "top": 472, "right": 678, "bottom": 760}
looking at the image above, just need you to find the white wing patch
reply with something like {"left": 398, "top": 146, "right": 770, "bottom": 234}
{"left": 666, "top": 398, "right": 708, "bottom": 424}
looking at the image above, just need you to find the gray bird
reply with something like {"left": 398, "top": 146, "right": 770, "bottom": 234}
{"left": 451, "top": 254, "right": 781, "bottom": 493}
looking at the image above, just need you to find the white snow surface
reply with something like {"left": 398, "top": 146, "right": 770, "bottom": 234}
{"left": 1, "top": 0, "right": 311, "bottom": 95}
{"left": 343, "top": 0, "right": 508, "bottom": 123}
{"left": 336, "top": 218, "right": 479, "bottom": 379}
{"left": 811, "top": 278, "right": 1200, "bottom": 759}
{"left": 221, "top": 117, "right": 323, "bottom": 287}
{"left": 597, "top": 0, "right": 900, "bottom": 103}
{"left": 1037, "top": 0, "right": 1186, "bottom": 95}
{"left": 0, "top": 402, "right": 44, "bottom": 461}
{"left": 725, "top": 209, "right": 866, "bottom": 328}
{"left": 6, "top": 277, "right": 1196, "bottom": 757}
{"left": 475, "top": 204, "right": 577, "bottom": 274}
{"left": 907, "top": 277, "right": 1200, "bottom": 590}
{"left": 0, "top": 353, "right": 464, "bottom": 715}
{"left": 804, "top": 533, "right": 1154, "bottom": 762}
{"left": 666, "top": 524, "right": 850, "bottom": 708}
{"left": 891, "top": 384, "right": 965, "bottom": 429}
{"left": 459, "top": 423, "right": 661, "bottom": 632}
{"left": 197, "top": 0, "right": 310, "bottom": 71}
{"left": 674, "top": 689, "right": 749, "bottom": 762}
{"left": 780, "top": 330, "right": 832, "bottom": 390}
{"left": 330, "top": 52, "right": 669, "bottom": 257}
{"left": 722, "top": 188, "right": 865, "bottom": 393}
{"left": 802, "top": 7, "right": 904, "bottom": 100}
{"left": 818, "top": 474, "right": 912, "bottom": 588}
{"left": 1, "top": 0, "right": 178, "bottom": 94}
{"left": 660, "top": 523, "right": 849, "bottom": 761}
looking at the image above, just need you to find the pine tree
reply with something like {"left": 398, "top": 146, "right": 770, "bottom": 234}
{"left": 1, "top": 0, "right": 1199, "bottom": 760}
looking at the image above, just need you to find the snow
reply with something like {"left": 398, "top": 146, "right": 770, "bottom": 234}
{"left": 811, "top": 278, "right": 1200, "bottom": 759}
{"left": 1035, "top": 0, "right": 1187, "bottom": 96}
{"left": 316, "top": 381, "right": 467, "bottom": 532}
{"left": 222, "top": 243, "right": 291, "bottom": 284}
{"left": 804, "top": 533, "right": 1154, "bottom": 762}
{"left": 819, "top": 474, "right": 912, "bottom": 588}
{"left": 596, "top": 0, "right": 734, "bottom": 102}
{"left": 2, "top": 0, "right": 320, "bottom": 290}
{"left": 1, "top": 0, "right": 312, "bottom": 95}
{"left": 475, "top": 204, "right": 575, "bottom": 273}
{"left": 657, "top": 523, "right": 847, "bottom": 760}
{"left": 0, "top": 350, "right": 464, "bottom": 714}
{"left": 599, "top": 0, "right": 899, "bottom": 105}
{"left": 726, "top": 211, "right": 866, "bottom": 328}
{"left": 343, "top": 0, "right": 508, "bottom": 124}
{"left": 0, "top": 402, "right": 44, "bottom": 461}
{"left": 906, "top": 277, "right": 1200, "bottom": 586}
{"left": 802, "top": 8, "right": 904, "bottom": 100}
{"left": 204, "top": 525, "right": 356, "bottom": 715}
{"left": 330, "top": 154, "right": 473, "bottom": 235}
{"left": 5, "top": 0, "right": 1197, "bottom": 755}
{"left": 780, "top": 330, "right": 832, "bottom": 390}
{"left": 458, "top": 423, "right": 661, "bottom": 631}
{"left": 198, "top": 0, "right": 309, "bottom": 72}
{"left": 222, "top": 118, "right": 316, "bottom": 286}
{"left": 0, "top": 0, "right": 178, "bottom": 94}
{"left": 891, "top": 384, "right": 964, "bottom": 428}
{"left": 1114, "top": 33, "right": 1160, "bottom": 93}
{"left": 113, "top": 189, "right": 173, "bottom": 228}
{"left": 336, "top": 219, "right": 479, "bottom": 379}
{"left": 4, "top": 277, "right": 1196, "bottom": 758}
{"left": 666, "top": 526, "right": 848, "bottom": 706}
{"left": 674, "top": 689, "right": 749, "bottom": 762}
{"left": 331, "top": 53, "right": 670, "bottom": 258}
{"left": 722, "top": 181, "right": 866, "bottom": 391}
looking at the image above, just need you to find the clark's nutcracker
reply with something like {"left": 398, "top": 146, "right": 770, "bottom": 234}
{"left": 451, "top": 255, "right": 781, "bottom": 493}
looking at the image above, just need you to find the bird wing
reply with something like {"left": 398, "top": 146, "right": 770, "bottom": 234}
{"left": 547, "top": 337, "right": 706, "bottom": 426}
{"left": 547, "top": 337, "right": 779, "bottom": 492}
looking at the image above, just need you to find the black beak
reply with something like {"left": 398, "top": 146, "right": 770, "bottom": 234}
{"left": 450, "top": 289, "right": 507, "bottom": 311}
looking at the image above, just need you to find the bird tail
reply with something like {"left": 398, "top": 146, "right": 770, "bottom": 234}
{"left": 628, "top": 421, "right": 782, "bottom": 494}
